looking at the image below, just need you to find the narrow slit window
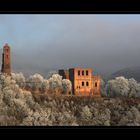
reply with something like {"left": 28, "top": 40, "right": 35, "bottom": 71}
{"left": 82, "top": 81, "right": 84, "bottom": 86}
{"left": 82, "top": 70, "right": 84, "bottom": 76}
{"left": 78, "top": 70, "right": 80, "bottom": 76}
{"left": 86, "top": 70, "right": 88, "bottom": 76}
{"left": 95, "top": 82, "right": 97, "bottom": 87}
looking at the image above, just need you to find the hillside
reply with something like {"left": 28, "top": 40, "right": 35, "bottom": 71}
{"left": 109, "top": 66, "right": 140, "bottom": 82}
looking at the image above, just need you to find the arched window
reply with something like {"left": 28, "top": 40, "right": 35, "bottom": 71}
{"left": 86, "top": 81, "right": 89, "bottom": 86}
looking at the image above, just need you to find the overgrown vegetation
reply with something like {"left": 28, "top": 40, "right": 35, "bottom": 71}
{"left": 0, "top": 73, "right": 140, "bottom": 126}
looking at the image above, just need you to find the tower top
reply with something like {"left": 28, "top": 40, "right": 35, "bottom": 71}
{"left": 3, "top": 43, "right": 10, "bottom": 50}
{"left": 1, "top": 43, "right": 11, "bottom": 75}
{"left": 4, "top": 43, "right": 10, "bottom": 47}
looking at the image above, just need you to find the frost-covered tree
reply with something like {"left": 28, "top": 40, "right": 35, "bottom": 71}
{"left": 42, "top": 80, "right": 50, "bottom": 93}
{"left": 48, "top": 74, "right": 63, "bottom": 94}
{"left": 128, "top": 78, "right": 140, "bottom": 98}
{"left": 100, "top": 78, "right": 107, "bottom": 97}
{"left": 107, "top": 76, "right": 130, "bottom": 97}
{"left": 11, "top": 72, "right": 26, "bottom": 88}
{"left": 107, "top": 76, "right": 140, "bottom": 98}
{"left": 46, "top": 71, "right": 58, "bottom": 79}
{"left": 26, "top": 73, "right": 44, "bottom": 91}
{"left": 62, "top": 79, "right": 72, "bottom": 95}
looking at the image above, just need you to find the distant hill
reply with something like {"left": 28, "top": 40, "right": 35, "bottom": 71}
{"left": 109, "top": 66, "right": 140, "bottom": 82}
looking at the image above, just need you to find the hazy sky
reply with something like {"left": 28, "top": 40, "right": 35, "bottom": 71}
{"left": 0, "top": 14, "right": 140, "bottom": 77}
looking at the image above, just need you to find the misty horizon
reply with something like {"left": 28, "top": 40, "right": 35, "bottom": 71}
{"left": 0, "top": 14, "right": 140, "bottom": 77}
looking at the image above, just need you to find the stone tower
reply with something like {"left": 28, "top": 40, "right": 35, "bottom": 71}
{"left": 1, "top": 43, "right": 11, "bottom": 75}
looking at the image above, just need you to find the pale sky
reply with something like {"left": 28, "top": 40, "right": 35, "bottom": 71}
{"left": 0, "top": 14, "right": 140, "bottom": 77}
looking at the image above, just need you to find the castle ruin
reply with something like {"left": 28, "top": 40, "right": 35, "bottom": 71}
{"left": 59, "top": 68, "right": 100, "bottom": 96}
{"left": 0, "top": 43, "right": 101, "bottom": 96}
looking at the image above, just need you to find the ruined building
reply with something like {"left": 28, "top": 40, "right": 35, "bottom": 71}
{"left": 59, "top": 68, "right": 100, "bottom": 96}
{"left": 1, "top": 43, "right": 11, "bottom": 75}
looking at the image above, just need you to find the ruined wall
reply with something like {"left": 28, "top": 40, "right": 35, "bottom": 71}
{"left": 73, "top": 68, "right": 93, "bottom": 96}
{"left": 92, "top": 75, "right": 101, "bottom": 97}
{"left": 69, "top": 68, "right": 75, "bottom": 95}
{"left": 58, "top": 70, "right": 69, "bottom": 79}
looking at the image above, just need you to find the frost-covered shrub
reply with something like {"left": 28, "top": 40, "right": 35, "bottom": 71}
{"left": 80, "top": 105, "right": 92, "bottom": 120}
{"left": 24, "top": 91, "right": 36, "bottom": 110}
{"left": 21, "top": 108, "right": 52, "bottom": 126}
{"left": 3, "top": 89, "right": 16, "bottom": 105}
{"left": 118, "top": 106, "right": 140, "bottom": 126}
{"left": 42, "top": 80, "right": 49, "bottom": 92}
{"left": 0, "top": 75, "right": 13, "bottom": 88}
{"left": 8, "top": 98, "right": 32, "bottom": 120}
